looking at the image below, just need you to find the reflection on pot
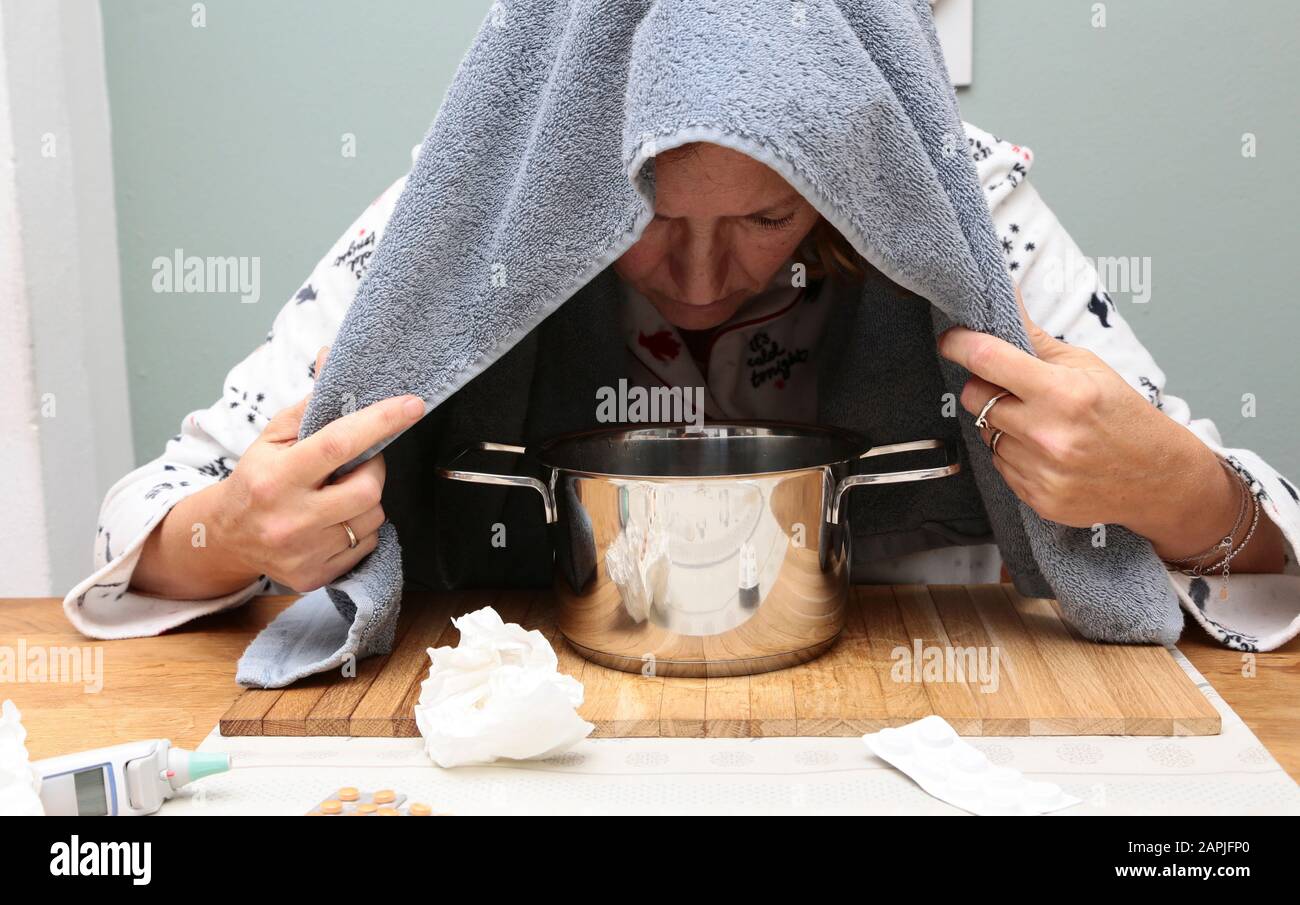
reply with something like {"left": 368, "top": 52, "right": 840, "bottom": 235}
{"left": 603, "top": 481, "right": 775, "bottom": 632}
{"left": 556, "top": 467, "right": 845, "bottom": 677}
{"left": 602, "top": 485, "right": 670, "bottom": 623}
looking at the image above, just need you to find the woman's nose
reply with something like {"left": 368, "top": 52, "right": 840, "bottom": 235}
{"left": 670, "top": 227, "right": 729, "bottom": 305}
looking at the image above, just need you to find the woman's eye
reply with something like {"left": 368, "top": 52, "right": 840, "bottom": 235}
{"left": 748, "top": 213, "right": 795, "bottom": 231}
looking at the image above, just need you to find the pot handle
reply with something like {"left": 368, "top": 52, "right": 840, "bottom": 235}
{"left": 828, "top": 439, "right": 962, "bottom": 525}
{"left": 435, "top": 441, "right": 558, "bottom": 524}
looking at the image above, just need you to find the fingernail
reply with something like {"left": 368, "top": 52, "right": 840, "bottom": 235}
{"left": 402, "top": 397, "right": 426, "bottom": 419}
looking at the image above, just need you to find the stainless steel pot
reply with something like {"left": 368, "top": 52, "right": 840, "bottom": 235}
{"left": 437, "top": 423, "right": 960, "bottom": 677}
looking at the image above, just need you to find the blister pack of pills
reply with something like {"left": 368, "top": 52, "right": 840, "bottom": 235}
{"left": 863, "top": 716, "right": 1081, "bottom": 816}
{"left": 305, "top": 787, "right": 446, "bottom": 816}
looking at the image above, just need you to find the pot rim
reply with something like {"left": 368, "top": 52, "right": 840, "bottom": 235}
{"left": 531, "top": 420, "right": 868, "bottom": 480}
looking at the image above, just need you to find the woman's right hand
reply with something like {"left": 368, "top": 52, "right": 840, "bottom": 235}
{"left": 132, "top": 348, "right": 426, "bottom": 598}
{"left": 211, "top": 348, "right": 426, "bottom": 592}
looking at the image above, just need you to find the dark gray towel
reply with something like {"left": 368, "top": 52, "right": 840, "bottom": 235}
{"left": 236, "top": 0, "right": 1180, "bottom": 689}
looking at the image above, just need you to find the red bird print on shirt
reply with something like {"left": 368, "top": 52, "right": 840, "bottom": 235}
{"left": 638, "top": 329, "right": 681, "bottom": 362}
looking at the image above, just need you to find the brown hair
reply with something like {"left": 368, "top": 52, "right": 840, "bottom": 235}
{"left": 798, "top": 217, "right": 868, "bottom": 282}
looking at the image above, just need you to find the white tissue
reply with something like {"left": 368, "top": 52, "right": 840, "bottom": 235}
{"left": 863, "top": 716, "right": 1081, "bottom": 816}
{"left": 413, "top": 607, "right": 594, "bottom": 768}
{"left": 0, "top": 700, "right": 44, "bottom": 816}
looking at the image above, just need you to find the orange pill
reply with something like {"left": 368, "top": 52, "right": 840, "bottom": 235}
{"left": 336, "top": 787, "right": 360, "bottom": 802}
{"left": 408, "top": 802, "right": 432, "bottom": 816}
{"left": 320, "top": 800, "right": 343, "bottom": 815}
{"left": 373, "top": 789, "right": 396, "bottom": 804}
{"left": 357, "top": 802, "right": 378, "bottom": 814}
{"left": 377, "top": 807, "right": 400, "bottom": 816}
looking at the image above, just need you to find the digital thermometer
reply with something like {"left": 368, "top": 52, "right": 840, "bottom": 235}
{"left": 34, "top": 739, "right": 231, "bottom": 816}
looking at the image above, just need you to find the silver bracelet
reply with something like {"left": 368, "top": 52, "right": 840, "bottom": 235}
{"left": 1162, "top": 460, "right": 1261, "bottom": 601}
{"left": 1163, "top": 458, "right": 1248, "bottom": 567}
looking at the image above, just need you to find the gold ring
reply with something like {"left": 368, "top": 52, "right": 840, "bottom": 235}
{"left": 342, "top": 521, "right": 358, "bottom": 549}
{"left": 975, "top": 390, "right": 1012, "bottom": 430}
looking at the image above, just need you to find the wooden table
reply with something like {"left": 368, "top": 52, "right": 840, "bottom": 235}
{"left": 3, "top": 595, "right": 1297, "bottom": 779}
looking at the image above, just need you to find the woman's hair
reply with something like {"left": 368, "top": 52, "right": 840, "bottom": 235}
{"left": 799, "top": 217, "right": 868, "bottom": 282}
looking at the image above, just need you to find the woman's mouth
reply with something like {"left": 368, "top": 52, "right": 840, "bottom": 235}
{"left": 650, "top": 289, "right": 750, "bottom": 330}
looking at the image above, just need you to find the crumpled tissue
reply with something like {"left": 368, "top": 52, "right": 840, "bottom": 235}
{"left": 413, "top": 607, "right": 594, "bottom": 768}
{"left": 0, "top": 700, "right": 44, "bottom": 816}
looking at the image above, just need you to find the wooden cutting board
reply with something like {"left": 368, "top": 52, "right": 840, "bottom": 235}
{"left": 219, "top": 583, "right": 1220, "bottom": 738}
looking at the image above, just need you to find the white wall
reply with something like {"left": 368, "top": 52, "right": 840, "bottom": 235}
{"left": 0, "top": 0, "right": 133, "bottom": 595}
{"left": 0, "top": 28, "right": 51, "bottom": 594}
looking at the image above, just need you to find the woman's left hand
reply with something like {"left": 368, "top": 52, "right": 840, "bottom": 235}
{"left": 935, "top": 288, "right": 1212, "bottom": 536}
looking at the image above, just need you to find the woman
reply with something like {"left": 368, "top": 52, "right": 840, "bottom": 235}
{"left": 65, "top": 124, "right": 1300, "bottom": 651}
{"left": 65, "top": 10, "right": 1298, "bottom": 658}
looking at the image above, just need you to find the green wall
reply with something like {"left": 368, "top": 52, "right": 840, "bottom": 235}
{"left": 103, "top": 0, "right": 1298, "bottom": 477}
{"left": 101, "top": 0, "right": 492, "bottom": 458}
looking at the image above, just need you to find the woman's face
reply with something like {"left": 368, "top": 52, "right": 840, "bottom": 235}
{"left": 614, "top": 142, "right": 820, "bottom": 331}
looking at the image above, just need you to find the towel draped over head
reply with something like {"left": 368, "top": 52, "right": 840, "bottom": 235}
{"left": 235, "top": 0, "right": 1180, "bottom": 689}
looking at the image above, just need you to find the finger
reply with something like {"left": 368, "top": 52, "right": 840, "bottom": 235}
{"left": 961, "top": 376, "right": 1031, "bottom": 436}
{"left": 290, "top": 395, "right": 425, "bottom": 486}
{"left": 1012, "top": 285, "right": 1062, "bottom": 361}
{"left": 263, "top": 348, "right": 329, "bottom": 446}
{"left": 262, "top": 393, "right": 310, "bottom": 444}
{"left": 985, "top": 433, "right": 1035, "bottom": 499}
{"left": 315, "top": 454, "right": 386, "bottom": 521}
{"left": 324, "top": 529, "right": 380, "bottom": 577}
{"left": 937, "top": 325, "right": 1057, "bottom": 400}
{"left": 979, "top": 425, "right": 1032, "bottom": 469}
{"left": 326, "top": 504, "right": 385, "bottom": 556}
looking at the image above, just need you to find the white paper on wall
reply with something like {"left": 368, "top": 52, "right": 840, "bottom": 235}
{"left": 931, "top": 0, "right": 974, "bottom": 87}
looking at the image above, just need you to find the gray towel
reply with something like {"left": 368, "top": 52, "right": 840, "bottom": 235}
{"left": 236, "top": 0, "right": 1180, "bottom": 689}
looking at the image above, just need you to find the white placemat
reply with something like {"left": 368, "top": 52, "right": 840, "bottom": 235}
{"left": 168, "top": 649, "right": 1299, "bottom": 815}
